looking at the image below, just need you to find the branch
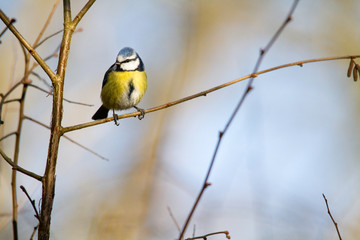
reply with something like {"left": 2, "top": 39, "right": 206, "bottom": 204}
{"left": 61, "top": 54, "right": 360, "bottom": 134}
{"left": 322, "top": 194, "right": 342, "bottom": 240}
{"left": 23, "top": 115, "right": 108, "bottom": 161}
{"left": 20, "top": 185, "right": 40, "bottom": 220}
{"left": 168, "top": 206, "right": 181, "bottom": 233}
{"left": 32, "top": 0, "right": 60, "bottom": 48}
{"left": 34, "top": 29, "right": 63, "bottom": 49}
{"left": 30, "top": 225, "right": 39, "bottom": 240}
{"left": 178, "top": 1, "right": 300, "bottom": 239}
{"left": 72, "top": 0, "right": 96, "bottom": 27}
{"left": 0, "top": 18, "right": 16, "bottom": 43}
{"left": 186, "top": 231, "right": 231, "bottom": 240}
{"left": 28, "top": 84, "right": 94, "bottom": 107}
{"left": 0, "top": 10, "right": 57, "bottom": 81}
{"left": 0, "top": 149, "right": 43, "bottom": 181}
{"left": 0, "top": 132, "right": 17, "bottom": 142}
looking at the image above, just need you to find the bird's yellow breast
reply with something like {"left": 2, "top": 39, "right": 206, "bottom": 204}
{"left": 101, "top": 71, "right": 147, "bottom": 110}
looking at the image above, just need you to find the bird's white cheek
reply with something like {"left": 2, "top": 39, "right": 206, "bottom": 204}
{"left": 120, "top": 58, "right": 140, "bottom": 71}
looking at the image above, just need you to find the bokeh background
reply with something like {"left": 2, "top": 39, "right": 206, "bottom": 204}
{"left": 1, "top": 0, "right": 360, "bottom": 239}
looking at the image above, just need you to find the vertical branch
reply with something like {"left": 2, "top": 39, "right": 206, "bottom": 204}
{"left": 322, "top": 194, "right": 343, "bottom": 240}
{"left": 38, "top": 1, "right": 95, "bottom": 239}
{"left": 10, "top": 83, "right": 29, "bottom": 240}
{"left": 178, "top": 1, "right": 300, "bottom": 239}
{"left": 37, "top": 0, "right": 72, "bottom": 238}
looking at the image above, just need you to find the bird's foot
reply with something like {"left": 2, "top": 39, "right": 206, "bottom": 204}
{"left": 134, "top": 106, "right": 145, "bottom": 120}
{"left": 113, "top": 111, "right": 120, "bottom": 126}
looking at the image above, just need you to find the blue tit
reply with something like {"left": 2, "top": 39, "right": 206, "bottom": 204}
{"left": 92, "top": 47, "right": 147, "bottom": 125}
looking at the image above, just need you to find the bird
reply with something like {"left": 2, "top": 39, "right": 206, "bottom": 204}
{"left": 92, "top": 47, "right": 147, "bottom": 125}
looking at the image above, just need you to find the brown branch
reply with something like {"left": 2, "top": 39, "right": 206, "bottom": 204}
{"left": 167, "top": 206, "right": 181, "bottom": 233}
{"left": 0, "top": 18, "right": 16, "bottom": 43}
{"left": 178, "top": 1, "right": 300, "bottom": 239}
{"left": 23, "top": 115, "right": 108, "bottom": 161}
{"left": 0, "top": 10, "right": 57, "bottom": 82}
{"left": 61, "top": 54, "right": 360, "bottom": 134}
{"left": 322, "top": 194, "right": 342, "bottom": 240}
{"left": 72, "top": 0, "right": 96, "bottom": 27}
{"left": 20, "top": 185, "right": 40, "bottom": 220}
{"left": 34, "top": 29, "right": 63, "bottom": 49}
{"left": 4, "top": 99, "right": 21, "bottom": 104}
{"left": 0, "top": 132, "right": 18, "bottom": 142}
{"left": 29, "top": 225, "right": 39, "bottom": 240}
{"left": 30, "top": 72, "right": 52, "bottom": 89}
{"left": 186, "top": 231, "right": 231, "bottom": 240}
{"left": 38, "top": 1, "right": 96, "bottom": 239}
{"left": 28, "top": 84, "right": 94, "bottom": 107}
{"left": 32, "top": 0, "right": 60, "bottom": 48}
{"left": 0, "top": 149, "right": 43, "bottom": 181}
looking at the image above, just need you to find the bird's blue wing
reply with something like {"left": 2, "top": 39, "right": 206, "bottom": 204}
{"left": 102, "top": 63, "right": 117, "bottom": 88}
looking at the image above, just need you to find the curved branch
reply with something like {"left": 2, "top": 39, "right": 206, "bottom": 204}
{"left": 0, "top": 149, "right": 43, "bottom": 181}
{"left": 0, "top": 10, "right": 57, "bottom": 81}
{"left": 62, "top": 54, "right": 360, "bottom": 133}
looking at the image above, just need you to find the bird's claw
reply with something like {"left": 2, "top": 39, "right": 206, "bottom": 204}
{"left": 134, "top": 106, "right": 145, "bottom": 120}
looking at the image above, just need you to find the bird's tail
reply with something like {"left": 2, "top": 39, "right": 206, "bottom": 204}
{"left": 92, "top": 105, "right": 109, "bottom": 120}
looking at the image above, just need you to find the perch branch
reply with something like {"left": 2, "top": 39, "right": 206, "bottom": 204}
{"left": 62, "top": 54, "right": 359, "bottom": 133}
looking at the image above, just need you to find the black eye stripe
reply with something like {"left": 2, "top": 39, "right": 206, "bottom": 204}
{"left": 120, "top": 57, "right": 137, "bottom": 64}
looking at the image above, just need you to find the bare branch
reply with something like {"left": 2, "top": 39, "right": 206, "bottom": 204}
{"left": 28, "top": 84, "right": 94, "bottom": 107}
{"left": 34, "top": 29, "right": 63, "bottom": 49}
{"left": 167, "top": 206, "right": 181, "bottom": 233}
{"left": 0, "top": 149, "right": 43, "bottom": 181}
{"left": 322, "top": 194, "right": 342, "bottom": 240}
{"left": 178, "top": 1, "right": 300, "bottom": 239}
{"left": 61, "top": 54, "right": 360, "bottom": 133}
{"left": 72, "top": 0, "right": 96, "bottom": 27}
{"left": 32, "top": 0, "right": 60, "bottom": 48}
{"left": 30, "top": 225, "right": 39, "bottom": 240}
{"left": 23, "top": 115, "right": 107, "bottom": 161}
{"left": 186, "top": 231, "right": 231, "bottom": 240}
{"left": 0, "top": 132, "right": 18, "bottom": 142}
{"left": 20, "top": 185, "right": 40, "bottom": 220}
{"left": 0, "top": 10, "right": 57, "bottom": 81}
{"left": 0, "top": 18, "right": 16, "bottom": 43}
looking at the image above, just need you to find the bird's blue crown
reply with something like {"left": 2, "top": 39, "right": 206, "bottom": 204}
{"left": 118, "top": 47, "right": 136, "bottom": 58}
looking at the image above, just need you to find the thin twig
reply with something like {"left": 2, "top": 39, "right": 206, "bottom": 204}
{"left": 23, "top": 115, "right": 108, "bottom": 161}
{"left": 0, "top": 132, "right": 18, "bottom": 142}
{"left": 0, "top": 18, "right": 16, "bottom": 43}
{"left": 32, "top": 0, "right": 60, "bottom": 48}
{"left": 34, "top": 29, "right": 63, "bottom": 49}
{"left": 4, "top": 99, "right": 21, "bottom": 104}
{"left": 72, "top": 0, "right": 96, "bottom": 27}
{"left": 167, "top": 206, "right": 181, "bottom": 233}
{"left": 30, "top": 72, "right": 52, "bottom": 89}
{"left": 186, "top": 231, "right": 231, "bottom": 240}
{"left": 61, "top": 54, "right": 359, "bottom": 133}
{"left": 178, "top": 1, "right": 300, "bottom": 239}
{"left": 322, "top": 194, "right": 342, "bottom": 240}
{"left": 28, "top": 84, "right": 94, "bottom": 107}
{"left": 0, "top": 10, "right": 57, "bottom": 81}
{"left": 20, "top": 185, "right": 40, "bottom": 220}
{"left": 30, "top": 224, "right": 39, "bottom": 240}
{"left": 0, "top": 148, "right": 43, "bottom": 181}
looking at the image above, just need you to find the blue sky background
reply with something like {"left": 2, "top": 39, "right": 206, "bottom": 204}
{"left": 1, "top": 0, "right": 360, "bottom": 239}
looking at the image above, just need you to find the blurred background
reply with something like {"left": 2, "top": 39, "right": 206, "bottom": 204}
{"left": 1, "top": 0, "right": 360, "bottom": 239}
